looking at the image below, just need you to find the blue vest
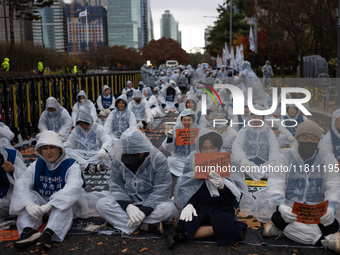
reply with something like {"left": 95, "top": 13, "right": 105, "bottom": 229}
{"left": 237, "top": 115, "right": 244, "bottom": 131}
{"left": 146, "top": 96, "right": 156, "bottom": 109}
{"left": 100, "top": 95, "right": 113, "bottom": 109}
{"left": 0, "top": 149, "right": 16, "bottom": 199}
{"left": 34, "top": 158, "right": 86, "bottom": 197}
{"left": 126, "top": 89, "right": 133, "bottom": 98}
{"left": 330, "top": 129, "right": 340, "bottom": 161}
{"left": 166, "top": 93, "right": 175, "bottom": 102}
{"left": 225, "top": 104, "right": 233, "bottom": 120}
{"left": 283, "top": 114, "right": 304, "bottom": 136}
{"left": 196, "top": 111, "right": 201, "bottom": 124}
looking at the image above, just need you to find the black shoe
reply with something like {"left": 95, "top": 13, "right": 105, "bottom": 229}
{"left": 148, "top": 222, "right": 164, "bottom": 235}
{"left": 14, "top": 227, "right": 41, "bottom": 249}
{"left": 36, "top": 230, "right": 53, "bottom": 249}
{"left": 166, "top": 232, "right": 188, "bottom": 249}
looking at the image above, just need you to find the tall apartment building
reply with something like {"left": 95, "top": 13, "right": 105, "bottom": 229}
{"left": 32, "top": 0, "right": 67, "bottom": 52}
{"left": 107, "top": 0, "right": 141, "bottom": 49}
{"left": 0, "top": 2, "right": 34, "bottom": 43}
{"left": 65, "top": 2, "right": 108, "bottom": 53}
{"left": 160, "top": 10, "right": 179, "bottom": 43}
{"left": 140, "top": 0, "right": 154, "bottom": 48}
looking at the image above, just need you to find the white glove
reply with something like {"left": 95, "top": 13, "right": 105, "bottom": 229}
{"left": 40, "top": 203, "right": 52, "bottom": 214}
{"left": 73, "top": 122, "right": 76, "bottom": 128}
{"left": 180, "top": 204, "right": 198, "bottom": 222}
{"left": 166, "top": 129, "right": 174, "bottom": 138}
{"left": 126, "top": 204, "right": 145, "bottom": 227}
{"left": 126, "top": 219, "right": 139, "bottom": 229}
{"left": 320, "top": 207, "right": 335, "bottom": 227}
{"left": 278, "top": 205, "right": 297, "bottom": 223}
{"left": 104, "top": 109, "right": 111, "bottom": 115}
{"left": 25, "top": 204, "right": 44, "bottom": 220}
{"left": 240, "top": 159, "right": 251, "bottom": 168}
{"left": 287, "top": 135, "right": 295, "bottom": 143}
{"left": 208, "top": 171, "right": 224, "bottom": 190}
{"left": 97, "top": 149, "right": 106, "bottom": 159}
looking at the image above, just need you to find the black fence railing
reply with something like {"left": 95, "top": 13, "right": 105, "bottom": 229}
{"left": 0, "top": 72, "right": 141, "bottom": 140}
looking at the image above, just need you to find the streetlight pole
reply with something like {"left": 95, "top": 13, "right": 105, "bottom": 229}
{"left": 230, "top": 0, "right": 232, "bottom": 46}
{"left": 335, "top": 0, "right": 340, "bottom": 109}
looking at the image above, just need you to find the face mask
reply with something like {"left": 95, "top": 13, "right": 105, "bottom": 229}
{"left": 298, "top": 142, "right": 318, "bottom": 161}
{"left": 135, "top": 99, "right": 141, "bottom": 104}
{"left": 121, "top": 153, "right": 149, "bottom": 172}
{"left": 80, "top": 99, "right": 86, "bottom": 104}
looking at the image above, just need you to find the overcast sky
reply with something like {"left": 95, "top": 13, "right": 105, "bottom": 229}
{"left": 65, "top": 0, "right": 224, "bottom": 52}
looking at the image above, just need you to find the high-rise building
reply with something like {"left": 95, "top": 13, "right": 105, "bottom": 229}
{"left": 88, "top": 0, "right": 101, "bottom": 6}
{"left": 140, "top": 0, "right": 154, "bottom": 48}
{"left": 65, "top": 2, "right": 108, "bottom": 53}
{"left": 107, "top": 0, "right": 141, "bottom": 49}
{"left": 160, "top": 10, "right": 179, "bottom": 43}
{"left": 0, "top": 2, "right": 34, "bottom": 43}
{"left": 32, "top": 0, "right": 67, "bottom": 52}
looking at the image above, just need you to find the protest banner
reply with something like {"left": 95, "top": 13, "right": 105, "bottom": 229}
{"left": 195, "top": 152, "right": 231, "bottom": 179}
{"left": 176, "top": 128, "right": 199, "bottom": 145}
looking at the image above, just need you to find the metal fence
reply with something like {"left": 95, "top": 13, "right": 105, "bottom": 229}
{"left": 0, "top": 72, "right": 141, "bottom": 140}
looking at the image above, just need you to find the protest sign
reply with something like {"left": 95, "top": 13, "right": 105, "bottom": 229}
{"left": 292, "top": 201, "right": 328, "bottom": 224}
{"left": 195, "top": 152, "right": 231, "bottom": 179}
{"left": 176, "top": 128, "right": 199, "bottom": 145}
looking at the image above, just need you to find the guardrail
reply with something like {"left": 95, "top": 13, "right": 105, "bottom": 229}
{"left": 0, "top": 72, "right": 141, "bottom": 140}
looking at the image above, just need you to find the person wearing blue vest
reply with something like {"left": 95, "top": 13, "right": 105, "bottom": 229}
{"left": 121, "top": 81, "right": 135, "bottom": 104}
{"left": 10, "top": 131, "right": 85, "bottom": 249}
{"left": 162, "top": 109, "right": 198, "bottom": 176}
{"left": 104, "top": 94, "right": 137, "bottom": 146}
{"left": 0, "top": 146, "right": 26, "bottom": 222}
{"left": 264, "top": 121, "right": 340, "bottom": 252}
{"left": 281, "top": 104, "right": 309, "bottom": 137}
{"left": 159, "top": 84, "right": 180, "bottom": 112}
{"left": 322, "top": 109, "right": 340, "bottom": 163}
{"left": 143, "top": 87, "right": 165, "bottom": 118}
{"left": 38, "top": 97, "right": 72, "bottom": 142}
{"left": 96, "top": 85, "right": 115, "bottom": 117}
{"left": 128, "top": 90, "right": 153, "bottom": 130}
{"left": 96, "top": 128, "right": 176, "bottom": 235}
{"left": 64, "top": 108, "right": 112, "bottom": 173}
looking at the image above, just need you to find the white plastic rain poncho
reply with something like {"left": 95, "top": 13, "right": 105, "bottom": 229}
{"left": 38, "top": 97, "right": 72, "bottom": 142}
{"left": 71, "top": 90, "right": 97, "bottom": 125}
{"left": 96, "top": 128, "right": 176, "bottom": 235}
{"left": 104, "top": 94, "right": 137, "bottom": 145}
{"left": 322, "top": 109, "right": 340, "bottom": 161}
{"left": 230, "top": 113, "right": 251, "bottom": 132}
{"left": 217, "top": 67, "right": 228, "bottom": 79}
{"left": 162, "top": 109, "right": 199, "bottom": 176}
{"left": 64, "top": 108, "right": 112, "bottom": 170}
{"left": 0, "top": 146, "right": 26, "bottom": 222}
{"left": 158, "top": 83, "right": 180, "bottom": 111}
{"left": 262, "top": 61, "right": 273, "bottom": 88}
{"left": 264, "top": 142, "right": 340, "bottom": 244}
{"left": 281, "top": 104, "right": 309, "bottom": 137}
{"left": 10, "top": 131, "right": 84, "bottom": 242}
{"left": 173, "top": 129, "right": 249, "bottom": 245}
{"left": 196, "top": 65, "right": 205, "bottom": 79}
{"left": 154, "top": 77, "right": 167, "bottom": 92}
{"left": 143, "top": 87, "right": 165, "bottom": 118}
{"left": 0, "top": 122, "right": 15, "bottom": 149}
{"left": 170, "top": 72, "right": 179, "bottom": 85}
{"left": 140, "top": 64, "right": 149, "bottom": 83}
{"left": 234, "top": 61, "right": 266, "bottom": 106}
{"left": 184, "top": 93, "right": 202, "bottom": 125}
{"left": 232, "top": 121, "right": 280, "bottom": 180}
{"left": 128, "top": 90, "right": 153, "bottom": 127}
{"left": 121, "top": 81, "right": 136, "bottom": 103}
{"left": 137, "top": 81, "right": 146, "bottom": 97}
{"left": 96, "top": 85, "right": 116, "bottom": 116}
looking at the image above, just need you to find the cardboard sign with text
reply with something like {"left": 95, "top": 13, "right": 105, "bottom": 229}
{"left": 176, "top": 128, "right": 199, "bottom": 145}
{"left": 195, "top": 152, "right": 231, "bottom": 179}
{"left": 292, "top": 201, "right": 328, "bottom": 224}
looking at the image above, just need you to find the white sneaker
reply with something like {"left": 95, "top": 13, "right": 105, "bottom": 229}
{"left": 322, "top": 232, "right": 340, "bottom": 253}
{"left": 262, "top": 221, "right": 283, "bottom": 237}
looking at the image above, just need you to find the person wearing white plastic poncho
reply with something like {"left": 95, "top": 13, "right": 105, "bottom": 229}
{"left": 104, "top": 94, "right": 137, "bottom": 145}
{"left": 262, "top": 60, "right": 273, "bottom": 89}
{"left": 0, "top": 122, "right": 15, "bottom": 149}
{"left": 234, "top": 61, "right": 266, "bottom": 107}
{"left": 0, "top": 145, "right": 26, "bottom": 222}
{"left": 143, "top": 87, "right": 165, "bottom": 118}
{"left": 162, "top": 109, "right": 198, "bottom": 176}
{"left": 121, "top": 80, "right": 135, "bottom": 103}
{"left": 183, "top": 93, "right": 202, "bottom": 125}
{"left": 38, "top": 97, "right": 72, "bottom": 142}
{"left": 263, "top": 121, "right": 340, "bottom": 252}
{"left": 96, "top": 128, "right": 176, "bottom": 235}
{"left": 128, "top": 90, "right": 153, "bottom": 130}
{"left": 71, "top": 90, "right": 97, "bottom": 126}
{"left": 281, "top": 104, "right": 309, "bottom": 137}
{"left": 322, "top": 109, "right": 340, "bottom": 163}
{"left": 167, "top": 129, "right": 247, "bottom": 249}
{"left": 64, "top": 108, "right": 112, "bottom": 173}
{"left": 232, "top": 107, "right": 280, "bottom": 180}
{"left": 96, "top": 85, "right": 115, "bottom": 117}
{"left": 158, "top": 83, "right": 180, "bottom": 112}
{"left": 10, "top": 131, "right": 85, "bottom": 249}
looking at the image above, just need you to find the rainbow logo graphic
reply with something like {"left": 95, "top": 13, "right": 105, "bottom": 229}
{"left": 197, "top": 83, "right": 222, "bottom": 106}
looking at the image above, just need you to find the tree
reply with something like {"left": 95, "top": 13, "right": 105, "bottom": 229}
{"left": 205, "top": 0, "right": 249, "bottom": 57}
{"left": 141, "top": 37, "right": 190, "bottom": 66}
{"left": 3, "top": 0, "right": 53, "bottom": 70}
